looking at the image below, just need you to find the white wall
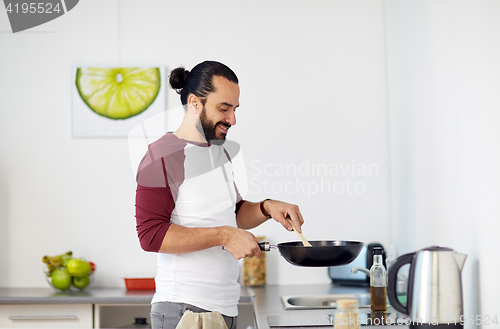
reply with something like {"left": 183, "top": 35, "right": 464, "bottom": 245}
{"left": 385, "top": 0, "right": 500, "bottom": 324}
{"left": 0, "top": 1, "right": 390, "bottom": 288}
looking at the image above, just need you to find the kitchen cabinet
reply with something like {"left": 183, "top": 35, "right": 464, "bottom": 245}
{"left": 95, "top": 304, "right": 151, "bottom": 328}
{"left": 94, "top": 302, "right": 256, "bottom": 329}
{"left": 0, "top": 303, "right": 153, "bottom": 329}
{"left": 0, "top": 287, "right": 255, "bottom": 329}
{"left": 0, "top": 304, "right": 93, "bottom": 328}
{"left": 0, "top": 288, "right": 154, "bottom": 329}
{"left": 95, "top": 301, "right": 256, "bottom": 329}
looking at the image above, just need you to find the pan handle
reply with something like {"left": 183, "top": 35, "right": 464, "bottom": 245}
{"left": 223, "top": 242, "right": 274, "bottom": 252}
{"left": 258, "top": 242, "right": 277, "bottom": 251}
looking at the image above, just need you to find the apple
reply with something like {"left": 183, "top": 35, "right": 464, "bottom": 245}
{"left": 72, "top": 275, "right": 90, "bottom": 290}
{"left": 51, "top": 268, "right": 71, "bottom": 290}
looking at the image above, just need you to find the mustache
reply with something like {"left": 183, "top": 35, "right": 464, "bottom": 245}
{"left": 217, "top": 122, "right": 231, "bottom": 129}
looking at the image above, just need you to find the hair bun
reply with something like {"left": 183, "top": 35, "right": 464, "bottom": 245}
{"left": 169, "top": 67, "right": 190, "bottom": 93}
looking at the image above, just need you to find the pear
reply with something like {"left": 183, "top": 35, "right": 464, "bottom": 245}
{"left": 66, "top": 258, "right": 91, "bottom": 277}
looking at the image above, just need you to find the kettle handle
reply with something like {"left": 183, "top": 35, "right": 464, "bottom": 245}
{"left": 387, "top": 252, "right": 414, "bottom": 315}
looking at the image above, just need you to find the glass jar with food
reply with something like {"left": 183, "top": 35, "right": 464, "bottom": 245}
{"left": 334, "top": 299, "right": 360, "bottom": 329}
{"left": 243, "top": 236, "right": 266, "bottom": 286}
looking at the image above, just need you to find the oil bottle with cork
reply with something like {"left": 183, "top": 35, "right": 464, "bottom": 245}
{"left": 370, "top": 247, "right": 387, "bottom": 312}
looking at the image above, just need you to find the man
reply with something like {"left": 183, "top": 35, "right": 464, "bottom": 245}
{"left": 135, "top": 60, "right": 304, "bottom": 329}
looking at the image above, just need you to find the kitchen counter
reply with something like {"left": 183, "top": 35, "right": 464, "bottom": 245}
{"left": 1, "top": 285, "right": 408, "bottom": 328}
{"left": 0, "top": 287, "right": 254, "bottom": 305}
{"left": 247, "top": 284, "right": 408, "bottom": 329}
{"left": 0, "top": 287, "right": 155, "bottom": 305}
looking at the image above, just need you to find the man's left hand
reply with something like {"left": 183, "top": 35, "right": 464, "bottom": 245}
{"left": 262, "top": 199, "right": 304, "bottom": 233}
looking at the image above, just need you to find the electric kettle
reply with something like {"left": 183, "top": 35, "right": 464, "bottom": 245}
{"left": 387, "top": 246, "right": 467, "bottom": 329}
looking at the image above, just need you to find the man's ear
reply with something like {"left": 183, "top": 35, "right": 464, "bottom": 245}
{"left": 187, "top": 94, "right": 200, "bottom": 113}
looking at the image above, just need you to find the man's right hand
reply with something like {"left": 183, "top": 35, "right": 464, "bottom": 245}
{"left": 158, "top": 224, "right": 263, "bottom": 259}
{"left": 220, "top": 226, "right": 263, "bottom": 260}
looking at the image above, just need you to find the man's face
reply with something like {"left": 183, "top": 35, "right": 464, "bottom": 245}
{"left": 197, "top": 76, "right": 240, "bottom": 145}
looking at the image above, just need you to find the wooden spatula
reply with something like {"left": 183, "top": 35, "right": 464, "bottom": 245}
{"left": 286, "top": 217, "right": 312, "bottom": 247}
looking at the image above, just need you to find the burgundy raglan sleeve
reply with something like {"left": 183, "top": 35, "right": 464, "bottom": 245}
{"left": 135, "top": 187, "right": 174, "bottom": 253}
{"left": 135, "top": 156, "right": 174, "bottom": 253}
{"left": 135, "top": 136, "right": 186, "bottom": 253}
{"left": 135, "top": 136, "right": 181, "bottom": 252}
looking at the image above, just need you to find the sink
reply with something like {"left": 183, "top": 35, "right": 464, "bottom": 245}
{"left": 281, "top": 293, "right": 371, "bottom": 310}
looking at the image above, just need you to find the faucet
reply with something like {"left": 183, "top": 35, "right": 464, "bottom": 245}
{"left": 351, "top": 266, "right": 407, "bottom": 293}
{"left": 351, "top": 266, "right": 370, "bottom": 277}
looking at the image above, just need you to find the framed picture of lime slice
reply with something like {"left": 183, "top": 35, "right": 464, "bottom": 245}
{"left": 71, "top": 67, "right": 166, "bottom": 137}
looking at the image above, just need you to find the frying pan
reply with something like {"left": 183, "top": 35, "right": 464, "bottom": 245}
{"left": 259, "top": 240, "right": 364, "bottom": 267}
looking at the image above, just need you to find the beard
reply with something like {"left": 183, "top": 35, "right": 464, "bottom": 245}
{"left": 198, "top": 106, "right": 230, "bottom": 145}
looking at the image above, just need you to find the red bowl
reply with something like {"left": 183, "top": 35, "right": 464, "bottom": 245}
{"left": 124, "top": 277, "right": 155, "bottom": 291}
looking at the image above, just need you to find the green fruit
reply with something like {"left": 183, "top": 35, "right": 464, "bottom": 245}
{"left": 66, "top": 259, "right": 92, "bottom": 277}
{"left": 51, "top": 268, "right": 71, "bottom": 290}
{"left": 72, "top": 275, "right": 90, "bottom": 290}
{"left": 62, "top": 256, "right": 73, "bottom": 267}
{"left": 76, "top": 67, "right": 161, "bottom": 120}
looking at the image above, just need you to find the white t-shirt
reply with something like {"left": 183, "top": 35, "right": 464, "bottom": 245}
{"left": 136, "top": 133, "right": 242, "bottom": 316}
